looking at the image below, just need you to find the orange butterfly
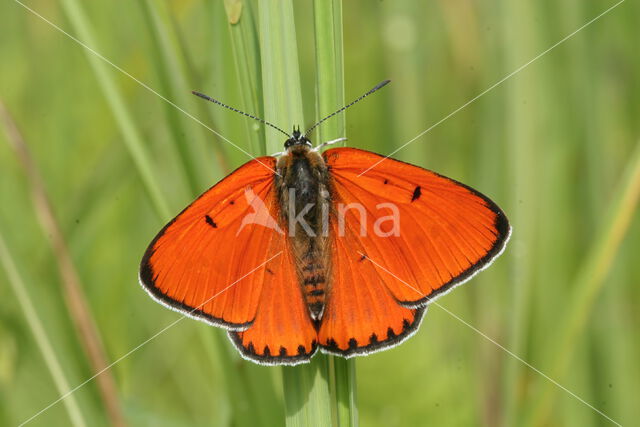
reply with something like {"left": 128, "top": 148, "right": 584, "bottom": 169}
{"left": 139, "top": 81, "right": 510, "bottom": 365}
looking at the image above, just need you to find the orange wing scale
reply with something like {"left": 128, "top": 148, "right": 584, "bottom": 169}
{"left": 318, "top": 147, "right": 510, "bottom": 354}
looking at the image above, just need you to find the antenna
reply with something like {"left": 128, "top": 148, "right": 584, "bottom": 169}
{"left": 192, "top": 91, "right": 290, "bottom": 138}
{"left": 304, "top": 80, "right": 391, "bottom": 138}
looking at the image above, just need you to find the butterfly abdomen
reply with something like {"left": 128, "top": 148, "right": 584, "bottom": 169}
{"left": 301, "top": 258, "right": 327, "bottom": 320}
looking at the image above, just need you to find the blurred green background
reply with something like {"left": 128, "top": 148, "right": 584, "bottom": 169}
{"left": 1, "top": 0, "right": 638, "bottom": 426}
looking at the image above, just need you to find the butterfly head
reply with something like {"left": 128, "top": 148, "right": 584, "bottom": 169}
{"left": 284, "top": 126, "right": 312, "bottom": 150}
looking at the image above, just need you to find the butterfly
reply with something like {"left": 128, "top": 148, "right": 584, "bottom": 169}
{"left": 139, "top": 81, "right": 511, "bottom": 365}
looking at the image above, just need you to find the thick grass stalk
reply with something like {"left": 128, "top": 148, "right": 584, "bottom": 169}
{"left": 258, "top": 1, "right": 333, "bottom": 425}
{"left": 312, "top": 1, "right": 358, "bottom": 425}
{"left": 529, "top": 140, "right": 640, "bottom": 425}
{"left": 259, "top": 0, "right": 304, "bottom": 152}
{"left": 0, "top": 233, "right": 86, "bottom": 427}
{"left": 59, "top": 0, "right": 170, "bottom": 220}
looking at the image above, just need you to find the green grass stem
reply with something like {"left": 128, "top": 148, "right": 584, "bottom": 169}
{"left": 312, "top": 1, "right": 358, "bottom": 425}
{"left": 258, "top": 1, "right": 333, "bottom": 425}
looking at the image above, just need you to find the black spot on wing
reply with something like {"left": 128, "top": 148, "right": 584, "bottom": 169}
{"left": 205, "top": 215, "right": 217, "bottom": 228}
{"left": 396, "top": 175, "right": 512, "bottom": 309}
{"left": 411, "top": 185, "right": 422, "bottom": 202}
{"left": 369, "top": 333, "right": 378, "bottom": 345}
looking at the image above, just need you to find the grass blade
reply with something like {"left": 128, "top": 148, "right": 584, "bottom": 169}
{"left": 258, "top": 1, "right": 333, "bottom": 425}
{"left": 1, "top": 101, "right": 125, "bottom": 426}
{"left": 0, "top": 233, "right": 87, "bottom": 427}
{"left": 529, "top": 140, "right": 640, "bottom": 425}
{"left": 138, "top": 0, "right": 202, "bottom": 196}
{"left": 283, "top": 357, "right": 332, "bottom": 427}
{"left": 224, "top": 0, "right": 265, "bottom": 156}
{"left": 59, "top": 0, "right": 170, "bottom": 220}
{"left": 259, "top": 0, "right": 304, "bottom": 152}
{"left": 499, "top": 1, "right": 538, "bottom": 423}
{"left": 312, "top": 1, "right": 358, "bottom": 425}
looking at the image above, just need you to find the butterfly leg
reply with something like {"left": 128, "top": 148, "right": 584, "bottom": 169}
{"left": 312, "top": 137, "right": 347, "bottom": 152}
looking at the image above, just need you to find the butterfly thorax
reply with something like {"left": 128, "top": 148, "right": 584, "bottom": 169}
{"left": 275, "top": 143, "right": 332, "bottom": 322}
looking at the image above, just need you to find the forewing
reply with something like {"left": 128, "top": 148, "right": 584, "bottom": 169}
{"left": 140, "top": 157, "right": 281, "bottom": 329}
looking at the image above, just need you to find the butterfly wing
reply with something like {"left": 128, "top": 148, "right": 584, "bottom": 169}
{"left": 140, "top": 157, "right": 278, "bottom": 328}
{"left": 318, "top": 147, "right": 510, "bottom": 355}
{"left": 319, "top": 217, "right": 426, "bottom": 356}
{"left": 228, "top": 243, "right": 318, "bottom": 365}
{"left": 140, "top": 157, "right": 317, "bottom": 364}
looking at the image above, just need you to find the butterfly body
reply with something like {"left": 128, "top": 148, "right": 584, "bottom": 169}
{"left": 275, "top": 131, "right": 332, "bottom": 320}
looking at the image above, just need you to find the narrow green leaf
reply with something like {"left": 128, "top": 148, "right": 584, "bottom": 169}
{"left": 312, "top": 0, "right": 345, "bottom": 145}
{"left": 329, "top": 357, "right": 358, "bottom": 426}
{"left": 312, "top": 1, "right": 358, "bottom": 426}
{"left": 282, "top": 357, "right": 332, "bottom": 427}
{"left": 258, "top": 1, "right": 333, "bottom": 425}
{"left": 0, "top": 233, "right": 86, "bottom": 427}
{"left": 225, "top": 0, "right": 265, "bottom": 156}
{"left": 499, "top": 1, "right": 538, "bottom": 424}
{"left": 259, "top": 0, "right": 304, "bottom": 153}
{"left": 529, "top": 140, "right": 640, "bottom": 425}
{"left": 139, "top": 0, "right": 202, "bottom": 196}
{"left": 59, "top": 0, "right": 170, "bottom": 220}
